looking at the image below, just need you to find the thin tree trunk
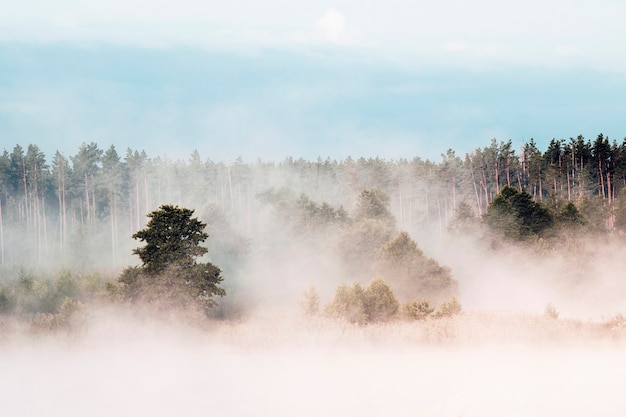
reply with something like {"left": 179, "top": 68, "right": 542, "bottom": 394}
{"left": 135, "top": 180, "right": 140, "bottom": 230}
{"left": 144, "top": 174, "right": 150, "bottom": 214}
{"left": 599, "top": 160, "right": 605, "bottom": 198}
{"left": 567, "top": 169, "right": 571, "bottom": 201}
{"left": 469, "top": 162, "right": 482, "bottom": 215}
{"left": 0, "top": 201, "right": 4, "bottom": 264}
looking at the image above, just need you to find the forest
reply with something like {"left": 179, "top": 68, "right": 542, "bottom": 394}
{"left": 1, "top": 133, "right": 626, "bottom": 331}
{"left": 2, "top": 134, "right": 626, "bottom": 266}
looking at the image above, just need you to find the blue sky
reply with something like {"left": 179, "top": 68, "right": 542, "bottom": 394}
{"left": 1, "top": 0, "right": 626, "bottom": 162}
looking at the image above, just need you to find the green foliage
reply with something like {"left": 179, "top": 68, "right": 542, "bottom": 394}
{"left": 448, "top": 201, "right": 478, "bottom": 233}
{"left": 403, "top": 300, "right": 434, "bottom": 320}
{"left": 613, "top": 190, "right": 626, "bottom": 233}
{"left": 362, "top": 278, "right": 400, "bottom": 322}
{"left": 340, "top": 218, "right": 396, "bottom": 277}
{"left": 436, "top": 296, "right": 462, "bottom": 318}
{"left": 325, "top": 278, "right": 399, "bottom": 324}
{"left": 0, "top": 287, "right": 13, "bottom": 313}
{"left": 484, "top": 186, "right": 554, "bottom": 239}
{"left": 325, "top": 283, "right": 367, "bottom": 324}
{"left": 376, "top": 232, "right": 457, "bottom": 300}
{"left": 355, "top": 189, "right": 395, "bottom": 227}
{"left": 31, "top": 297, "right": 84, "bottom": 333}
{"left": 257, "top": 188, "right": 348, "bottom": 236}
{"left": 133, "top": 204, "right": 209, "bottom": 273}
{"left": 578, "top": 197, "right": 610, "bottom": 232}
{"left": 556, "top": 201, "right": 587, "bottom": 228}
{"left": 2, "top": 135, "right": 626, "bottom": 268}
{"left": 0, "top": 268, "right": 109, "bottom": 322}
{"left": 119, "top": 205, "right": 225, "bottom": 313}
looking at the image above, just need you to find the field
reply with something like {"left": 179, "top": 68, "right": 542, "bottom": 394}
{"left": 2, "top": 307, "right": 626, "bottom": 417}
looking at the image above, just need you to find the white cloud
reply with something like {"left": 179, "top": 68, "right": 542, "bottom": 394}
{"left": 556, "top": 45, "right": 583, "bottom": 58}
{"left": 444, "top": 40, "right": 470, "bottom": 53}
{"left": 1, "top": 0, "right": 626, "bottom": 70}
{"left": 316, "top": 9, "right": 346, "bottom": 42}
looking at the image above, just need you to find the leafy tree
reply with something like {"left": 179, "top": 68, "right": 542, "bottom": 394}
{"left": 355, "top": 189, "right": 395, "bottom": 226}
{"left": 132, "top": 205, "right": 208, "bottom": 272}
{"left": 325, "top": 283, "right": 367, "bottom": 324}
{"left": 339, "top": 189, "right": 396, "bottom": 276}
{"left": 376, "top": 231, "right": 457, "bottom": 300}
{"left": 484, "top": 185, "right": 554, "bottom": 239}
{"left": 362, "top": 278, "right": 399, "bottom": 322}
{"left": 448, "top": 201, "right": 479, "bottom": 233}
{"left": 118, "top": 204, "right": 225, "bottom": 312}
{"left": 555, "top": 201, "right": 587, "bottom": 228}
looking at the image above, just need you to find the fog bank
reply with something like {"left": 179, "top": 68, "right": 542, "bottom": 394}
{"left": 2, "top": 309, "right": 626, "bottom": 417}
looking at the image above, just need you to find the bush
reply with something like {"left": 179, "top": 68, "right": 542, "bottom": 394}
{"left": 301, "top": 285, "right": 320, "bottom": 316}
{"left": 362, "top": 278, "right": 399, "bottom": 322}
{"left": 544, "top": 303, "right": 559, "bottom": 319}
{"left": 403, "top": 300, "right": 434, "bottom": 320}
{"left": 436, "top": 296, "right": 462, "bottom": 318}
{"left": 0, "top": 287, "right": 13, "bottom": 313}
{"left": 325, "top": 278, "right": 399, "bottom": 324}
{"left": 325, "top": 283, "right": 367, "bottom": 324}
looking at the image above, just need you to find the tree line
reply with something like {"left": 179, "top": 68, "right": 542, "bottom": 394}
{"left": 1, "top": 134, "right": 625, "bottom": 266}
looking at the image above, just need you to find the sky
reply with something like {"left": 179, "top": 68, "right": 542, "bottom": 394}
{"left": 1, "top": 0, "right": 626, "bottom": 162}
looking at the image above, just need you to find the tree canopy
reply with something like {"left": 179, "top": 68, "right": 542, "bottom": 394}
{"left": 484, "top": 186, "right": 554, "bottom": 239}
{"left": 119, "top": 205, "right": 225, "bottom": 312}
{"left": 132, "top": 205, "right": 209, "bottom": 273}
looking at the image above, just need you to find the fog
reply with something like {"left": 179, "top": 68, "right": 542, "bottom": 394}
{"left": 2, "top": 148, "right": 626, "bottom": 416}
{"left": 2, "top": 307, "right": 626, "bottom": 417}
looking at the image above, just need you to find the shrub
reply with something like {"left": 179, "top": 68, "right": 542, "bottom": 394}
{"left": 436, "top": 296, "right": 462, "bottom": 318}
{"left": 301, "top": 285, "right": 320, "bottom": 316}
{"left": 544, "top": 303, "right": 559, "bottom": 319}
{"left": 362, "top": 278, "right": 399, "bottom": 322}
{"left": 403, "top": 300, "right": 434, "bottom": 320}
{"left": 0, "top": 287, "right": 13, "bottom": 313}
{"left": 325, "top": 278, "right": 399, "bottom": 324}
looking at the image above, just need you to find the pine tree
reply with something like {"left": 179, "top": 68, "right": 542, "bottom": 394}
{"left": 118, "top": 204, "right": 225, "bottom": 312}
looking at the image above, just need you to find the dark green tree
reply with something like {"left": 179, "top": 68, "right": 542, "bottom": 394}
{"left": 484, "top": 186, "right": 553, "bottom": 239}
{"left": 119, "top": 204, "right": 225, "bottom": 312}
{"left": 376, "top": 231, "right": 456, "bottom": 301}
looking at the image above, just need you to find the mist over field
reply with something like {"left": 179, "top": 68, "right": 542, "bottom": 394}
{"left": 2, "top": 140, "right": 626, "bottom": 416}
{"left": 4, "top": 0, "right": 626, "bottom": 413}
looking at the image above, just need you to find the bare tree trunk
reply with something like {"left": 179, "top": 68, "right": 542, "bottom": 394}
{"left": 452, "top": 177, "right": 457, "bottom": 210}
{"left": 599, "top": 160, "right": 605, "bottom": 198}
{"left": 227, "top": 166, "right": 235, "bottom": 222}
{"left": 111, "top": 202, "right": 116, "bottom": 265}
{"left": 538, "top": 164, "right": 543, "bottom": 201}
{"left": 437, "top": 197, "right": 443, "bottom": 237}
{"left": 409, "top": 194, "right": 413, "bottom": 230}
{"left": 398, "top": 186, "right": 404, "bottom": 226}
{"left": 0, "top": 201, "right": 4, "bottom": 264}
{"left": 85, "top": 172, "right": 90, "bottom": 227}
{"left": 144, "top": 174, "right": 150, "bottom": 214}
{"left": 567, "top": 169, "right": 571, "bottom": 201}
{"left": 135, "top": 180, "right": 140, "bottom": 230}
{"left": 469, "top": 162, "right": 482, "bottom": 215}
{"left": 506, "top": 155, "right": 511, "bottom": 187}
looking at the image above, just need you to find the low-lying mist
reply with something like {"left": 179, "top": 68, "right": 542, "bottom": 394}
{"left": 2, "top": 304, "right": 626, "bottom": 417}
{"left": 3, "top": 147, "right": 626, "bottom": 416}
